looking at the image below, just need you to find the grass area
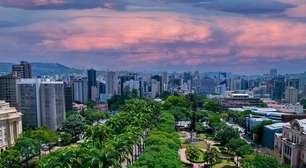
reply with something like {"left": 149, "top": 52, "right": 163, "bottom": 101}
{"left": 190, "top": 151, "right": 205, "bottom": 163}
{"left": 181, "top": 143, "right": 189, "bottom": 148}
{"left": 181, "top": 141, "right": 209, "bottom": 150}
{"left": 213, "top": 160, "right": 236, "bottom": 168}
{"left": 193, "top": 141, "right": 208, "bottom": 150}
{"left": 197, "top": 133, "right": 215, "bottom": 140}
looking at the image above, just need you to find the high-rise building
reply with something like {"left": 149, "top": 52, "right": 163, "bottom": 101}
{"left": 64, "top": 85, "right": 73, "bottom": 111}
{"left": 119, "top": 75, "right": 135, "bottom": 96}
{"left": 73, "top": 78, "right": 88, "bottom": 104}
{"left": 286, "top": 78, "right": 300, "bottom": 90}
{"left": 228, "top": 78, "right": 245, "bottom": 91}
{"left": 99, "top": 82, "right": 106, "bottom": 95}
{"left": 123, "top": 80, "right": 140, "bottom": 96}
{"left": 90, "top": 86, "right": 99, "bottom": 101}
{"left": 106, "top": 71, "right": 119, "bottom": 96}
{"left": 285, "top": 87, "right": 298, "bottom": 104}
{"left": 0, "top": 73, "right": 18, "bottom": 107}
{"left": 0, "top": 100, "right": 22, "bottom": 152}
{"left": 270, "top": 77, "right": 285, "bottom": 101}
{"left": 150, "top": 79, "right": 161, "bottom": 98}
{"left": 87, "top": 69, "right": 97, "bottom": 100}
{"left": 12, "top": 61, "right": 32, "bottom": 78}
{"left": 200, "top": 78, "right": 216, "bottom": 95}
{"left": 304, "top": 85, "right": 306, "bottom": 98}
{"left": 270, "top": 68, "right": 278, "bottom": 77}
{"left": 151, "top": 75, "right": 162, "bottom": 96}
{"left": 161, "top": 72, "right": 168, "bottom": 92}
{"left": 16, "top": 79, "right": 65, "bottom": 131}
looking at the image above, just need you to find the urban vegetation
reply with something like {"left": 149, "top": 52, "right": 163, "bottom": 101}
{"left": 0, "top": 94, "right": 288, "bottom": 168}
{"left": 38, "top": 99, "right": 160, "bottom": 168}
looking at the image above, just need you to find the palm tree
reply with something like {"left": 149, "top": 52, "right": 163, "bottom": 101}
{"left": 92, "top": 125, "right": 111, "bottom": 148}
{"left": 204, "top": 147, "right": 219, "bottom": 168}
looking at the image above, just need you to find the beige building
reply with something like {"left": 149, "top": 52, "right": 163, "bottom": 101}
{"left": 275, "top": 119, "right": 306, "bottom": 168}
{"left": 0, "top": 100, "right": 22, "bottom": 152}
{"left": 285, "top": 87, "right": 298, "bottom": 104}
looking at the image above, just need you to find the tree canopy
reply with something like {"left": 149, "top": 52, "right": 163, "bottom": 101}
{"left": 241, "top": 155, "right": 286, "bottom": 168}
{"left": 62, "top": 113, "right": 86, "bottom": 139}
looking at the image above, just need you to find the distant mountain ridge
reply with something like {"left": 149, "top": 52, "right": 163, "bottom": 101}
{"left": 0, "top": 62, "right": 83, "bottom": 76}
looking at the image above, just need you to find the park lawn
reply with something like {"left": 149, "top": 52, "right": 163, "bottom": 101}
{"left": 181, "top": 141, "right": 208, "bottom": 149}
{"left": 193, "top": 141, "right": 208, "bottom": 150}
{"left": 197, "top": 133, "right": 215, "bottom": 140}
{"left": 181, "top": 143, "right": 189, "bottom": 148}
{"left": 213, "top": 160, "right": 236, "bottom": 168}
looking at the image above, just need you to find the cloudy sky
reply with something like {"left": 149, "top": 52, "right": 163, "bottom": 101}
{"left": 1, "top": 0, "right": 306, "bottom": 74}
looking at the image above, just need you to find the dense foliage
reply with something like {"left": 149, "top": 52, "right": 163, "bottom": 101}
{"left": 39, "top": 99, "right": 160, "bottom": 168}
{"left": 203, "top": 99, "right": 220, "bottom": 112}
{"left": 62, "top": 113, "right": 86, "bottom": 140}
{"left": 301, "top": 98, "right": 306, "bottom": 109}
{"left": 0, "top": 149, "right": 22, "bottom": 168}
{"left": 215, "top": 125, "right": 239, "bottom": 145}
{"left": 241, "top": 155, "right": 286, "bottom": 168}
{"left": 130, "top": 112, "right": 184, "bottom": 168}
{"left": 226, "top": 110, "right": 253, "bottom": 127}
{"left": 185, "top": 145, "right": 204, "bottom": 163}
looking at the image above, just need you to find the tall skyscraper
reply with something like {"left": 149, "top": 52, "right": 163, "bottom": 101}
{"left": 73, "top": 78, "right": 88, "bottom": 104}
{"left": 87, "top": 69, "right": 97, "bottom": 100}
{"left": 12, "top": 61, "right": 32, "bottom": 78}
{"left": 285, "top": 87, "right": 298, "bottom": 104}
{"left": 151, "top": 75, "right": 162, "bottom": 96}
{"left": 0, "top": 100, "right": 22, "bottom": 152}
{"left": 64, "top": 85, "right": 73, "bottom": 111}
{"left": 150, "top": 79, "right": 161, "bottom": 98}
{"left": 106, "top": 71, "right": 119, "bottom": 96}
{"left": 0, "top": 73, "right": 18, "bottom": 107}
{"left": 119, "top": 75, "right": 135, "bottom": 95}
{"left": 270, "top": 77, "right": 285, "bottom": 101}
{"left": 270, "top": 68, "right": 278, "bottom": 77}
{"left": 229, "top": 78, "right": 245, "bottom": 91}
{"left": 16, "top": 79, "right": 65, "bottom": 131}
{"left": 99, "top": 82, "right": 106, "bottom": 95}
{"left": 161, "top": 72, "right": 168, "bottom": 92}
{"left": 286, "top": 78, "right": 300, "bottom": 90}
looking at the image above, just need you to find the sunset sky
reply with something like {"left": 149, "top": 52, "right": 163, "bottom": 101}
{"left": 1, "top": 0, "right": 306, "bottom": 74}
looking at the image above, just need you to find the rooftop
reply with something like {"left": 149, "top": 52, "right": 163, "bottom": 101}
{"left": 17, "top": 78, "right": 64, "bottom": 84}
{"left": 265, "top": 122, "right": 289, "bottom": 129}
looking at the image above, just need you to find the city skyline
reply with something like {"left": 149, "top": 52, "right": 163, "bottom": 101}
{"left": 1, "top": 0, "right": 306, "bottom": 74}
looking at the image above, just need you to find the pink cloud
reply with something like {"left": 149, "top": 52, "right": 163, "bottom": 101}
{"left": 16, "top": 9, "right": 306, "bottom": 67}
{"left": 33, "top": 11, "right": 212, "bottom": 52}
{"left": 286, "top": 4, "right": 306, "bottom": 17}
{"left": 274, "top": 0, "right": 306, "bottom": 18}
{"left": 213, "top": 17, "right": 306, "bottom": 62}
{"left": 0, "top": 0, "right": 65, "bottom": 7}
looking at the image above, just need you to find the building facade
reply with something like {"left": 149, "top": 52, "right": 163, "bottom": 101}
{"left": 87, "top": 69, "right": 97, "bottom": 100}
{"left": 221, "top": 97, "right": 261, "bottom": 108}
{"left": 12, "top": 61, "right": 32, "bottom": 79}
{"left": 0, "top": 101, "right": 22, "bottom": 152}
{"left": 64, "top": 85, "right": 73, "bottom": 111}
{"left": 73, "top": 78, "right": 88, "bottom": 104}
{"left": 0, "top": 73, "right": 18, "bottom": 107}
{"left": 16, "top": 79, "right": 65, "bottom": 131}
{"left": 274, "top": 119, "right": 306, "bottom": 168}
{"left": 263, "top": 122, "right": 289, "bottom": 149}
{"left": 285, "top": 87, "right": 298, "bottom": 104}
{"left": 106, "top": 71, "right": 119, "bottom": 96}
